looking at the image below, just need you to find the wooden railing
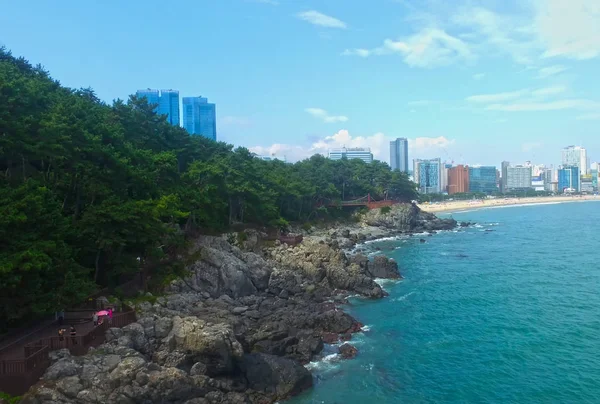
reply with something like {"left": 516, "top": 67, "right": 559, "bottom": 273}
{"left": 278, "top": 235, "right": 303, "bottom": 246}
{"left": 0, "top": 309, "right": 137, "bottom": 394}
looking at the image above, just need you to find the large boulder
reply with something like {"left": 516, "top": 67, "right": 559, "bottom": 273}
{"left": 241, "top": 353, "right": 313, "bottom": 400}
{"left": 363, "top": 203, "right": 419, "bottom": 230}
{"left": 163, "top": 316, "right": 243, "bottom": 376}
{"left": 369, "top": 255, "right": 401, "bottom": 279}
{"left": 170, "top": 236, "right": 272, "bottom": 298}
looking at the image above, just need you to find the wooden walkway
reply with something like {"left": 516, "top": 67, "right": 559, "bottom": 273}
{"left": 0, "top": 310, "right": 136, "bottom": 395}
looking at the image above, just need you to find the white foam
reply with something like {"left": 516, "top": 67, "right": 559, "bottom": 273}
{"left": 374, "top": 278, "right": 402, "bottom": 288}
{"left": 361, "top": 324, "right": 372, "bottom": 332}
{"left": 392, "top": 291, "right": 415, "bottom": 302}
{"left": 304, "top": 353, "right": 342, "bottom": 371}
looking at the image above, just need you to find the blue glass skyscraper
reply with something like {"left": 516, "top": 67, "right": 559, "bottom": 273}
{"left": 182, "top": 96, "right": 217, "bottom": 141}
{"left": 413, "top": 158, "right": 441, "bottom": 194}
{"left": 158, "top": 90, "right": 180, "bottom": 126}
{"left": 136, "top": 89, "right": 180, "bottom": 126}
{"left": 558, "top": 166, "right": 580, "bottom": 193}
{"left": 469, "top": 166, "right": 498, "bottom": 194}
{"left": 136, "top": 89, "right": 159, "bottom": 109}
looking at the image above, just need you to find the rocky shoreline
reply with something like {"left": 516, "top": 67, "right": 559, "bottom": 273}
{"left": 21, "top": 204, "right": 462, "bottom": 404}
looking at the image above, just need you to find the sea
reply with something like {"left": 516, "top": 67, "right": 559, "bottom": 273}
{"left": 289, "top": 200, "right": 600, "bottom": 404}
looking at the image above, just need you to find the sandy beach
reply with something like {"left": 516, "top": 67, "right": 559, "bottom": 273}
{"left": 418, "top": 195, "right": 600, "bottom": 213}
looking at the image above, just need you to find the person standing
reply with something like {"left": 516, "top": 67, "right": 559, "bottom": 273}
{"left": 108, "top": 307, "right": 113, "bottom": 325}
{"left": 92, "top": 312, "right": 98, "bottom": 326}
{"left": 70, "top": 325, "right": 77, "bottom": 345}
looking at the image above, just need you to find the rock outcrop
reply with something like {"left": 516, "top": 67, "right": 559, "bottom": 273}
{"left": 22, "top": 207, "right": 454, "bottom": 404}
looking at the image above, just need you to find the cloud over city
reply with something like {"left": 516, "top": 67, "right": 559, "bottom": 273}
{"left": 305, "top": 108, "right": 348, "bottom": 123}
{"left": 250, "top": 130, "right": 454, "bottom": 163}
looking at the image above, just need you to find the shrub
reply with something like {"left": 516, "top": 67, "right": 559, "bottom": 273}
{"left": 380, "top": 206, "right": 392, "bottom": 215}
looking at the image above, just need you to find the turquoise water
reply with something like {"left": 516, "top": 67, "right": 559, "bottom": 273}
{"left": 290, "top": 201, "right": 600, "bottom": 403}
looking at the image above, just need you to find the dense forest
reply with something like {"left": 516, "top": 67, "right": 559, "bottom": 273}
{"left": 0, "top": 48, "right": 418, "bottom": 325}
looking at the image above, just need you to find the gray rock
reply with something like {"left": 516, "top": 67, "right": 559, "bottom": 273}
{"left": 369, "top": 255, "right": 401, "bottom": 279}
{"left": 155, "top": 316, "right": 173, "bottom": 338}
{"left": 190, "top": 362, "right": 207, "bottom": 376}
{"left": 232, "top": 306, "right": 249, "bottom": 314}
{"left": 241, "top": 353, "right": 313, "bottom": 400}
{"left": 56, "top": 375, "right": 83, "bottom": 398}
{"left": 43, "top": 358, "right": 81, "bottom": 380}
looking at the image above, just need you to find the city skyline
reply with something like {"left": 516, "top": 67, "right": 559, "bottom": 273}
{"left": 1, "top": 1, "right": 599, "bottom": 166}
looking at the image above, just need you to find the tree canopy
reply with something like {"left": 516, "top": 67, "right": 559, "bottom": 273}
{"left": 0, "top": 48, "right": 418, "bottom": 325}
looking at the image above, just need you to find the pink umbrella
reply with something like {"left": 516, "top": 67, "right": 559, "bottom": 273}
{"left": 96, "top": 310, "right": 109, "bottom": 316}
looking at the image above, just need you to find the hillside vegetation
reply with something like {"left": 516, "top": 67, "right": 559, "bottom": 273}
{"left": 0, "top": 48, "right": 418, "bottom": 325}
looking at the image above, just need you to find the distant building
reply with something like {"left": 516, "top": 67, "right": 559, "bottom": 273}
{"left": 558, "top": 166, "right": 580, "bottom": 193}
{"left": 448, "top": 165, "right": 469, "bottom": 195}
{"left": 389, "top": 138, "right": 409, "bottom": 172}
{"left": 328, "top": 147, "right": 373, "bottom": 163}
{"left": 562, "top": 145, "right": 588, "bottom": 175}
{"left": 182, "top": 96, "right": 217, "bottom": 140}
{"left": 544, "top": 168, "right": 554, "bottom": 192}
{"left": 256, "top": 154, "right": 287, "bottom": 162}
{"left": 136, "top": 88, "right": 159, "bottom": 106}
{"left": 158, "top": 90, "right": 180, "bottom": 126}
{"left": 136, "top": 88, "right": 180, "bottom": 125}
{"left": 581, "top": 175, "right": 594, "bottom": 193}
{"left": 413, "top": 158, "right": 442, "bottom": 194}
{"left": 500, "top": 161, "right": 510, "bottom": 193}
{"left": 468, "top": 166, "right": 497, "bottom": 194}
{"left": 591, "top": 169, "right": 598, "bottom": 191}
{"left": 440, "top": 163, "right": 451, "bottom": 194}
{"left": 531, "top": 175, "right": 545, "bottom": 192}
{"left": 506, "top": 165, "right": 532, "bottom": 190}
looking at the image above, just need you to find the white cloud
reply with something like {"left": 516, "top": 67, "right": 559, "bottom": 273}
{"left": 452, "top": 7, "right": 538, "bottom": 65}
{"left": 537, "top": 65, "right": 568, "bottom": 78}
{"left": 220, "top": 116, "right": 253, "bottom": 127}
{"left": 473, "top": 73, "right": 485, "bottom": 80}
{"left": 522, "top": 142, "right": 543, "bottom": 152}
{"left": 250, "top": 130, "right": 454, "bottom": 162}
{"left": 342, "top": 28, "right": 473, "bottom": 68}
{"left": 486, "top": 99, "right": 600, "bottom": 112}
{"left": 305, "top": 108, "right": 348, "bottom": 123}
{"left": 297, "top": 10, "right": 347, "bottom": 29}
{"left": 531, "top": 86, "right": 567, "bottom": 96}
{"left": 407, "top": 100, "right": 430, "bottom": 106}
{"left": 535, "top": 0, "right": 600, "bottom": 60}
{"left": 466, "top": 89, "right": 529, "bottom": 103}
{"left": 576, "top": 113, "right": 600, "bottom": 120}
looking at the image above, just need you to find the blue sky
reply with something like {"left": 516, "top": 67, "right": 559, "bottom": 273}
{"left": 1, "top": 0, "right": 599, "bottom": 167}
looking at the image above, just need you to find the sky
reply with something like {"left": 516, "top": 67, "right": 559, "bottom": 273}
{"left": 1, "top": 0, "right": 599, "bottom": 167}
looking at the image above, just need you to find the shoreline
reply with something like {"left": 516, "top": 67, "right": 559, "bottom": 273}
{"left": 418, "top": 195, "right": 600, "bottom": 214}
{"left": 20, "top": 205, "right": 462, "bottom": 404}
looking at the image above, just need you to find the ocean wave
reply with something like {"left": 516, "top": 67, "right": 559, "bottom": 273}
{"left": 391, "top": 291, "right": 415, "bottom": 302}
{"left": 374, "top": 278, "right": 402, "bottom": 289}
{"left": 361, "top": 324, "right": 372, "bottom": 332}
{"left": 304, "top": 353, "right": 341, "bottom": 371}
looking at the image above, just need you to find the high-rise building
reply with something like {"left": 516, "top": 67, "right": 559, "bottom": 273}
{"left": 136, "top": 89, "right": 159, "bottom": 107}
{"left": 440, "top": 163, "right": 451, "bottom": 194}
{"left": 558, "top": 166, "right": 580, "bottom": 193}
{"left": 469, "top": 166, "right": 497, "bottom": 194}
{"left": 544, "top": 168, "right": 554, "bottom": 192}
{"left": 591, "top": 168, "right": 598, "bottom": 192}
{"left": 506, "top": 165, "right": 532, "bottom": 190}
{"left": 448, "top": 165, "right": 469, "bottom": 194}
{"left": 501, "top": 161, "right": 510, "bottom": 193}
{"left": 182, "top": 96, "right": 217, "bottom": 141}
{"left": 328, "top": 147, "right": 373, "bottom": 163}
{"left": 389, "top": 138, "right": 409, "bottom": 172}
{"left": 136, "top": 89, "right": 180, "bottom": 126}
{"left": 158, "top": 89, "right": 180, "bottom": 126}
{"left": 413, "top": 158, "right": 442, "bottom": 194}
{"left": 562, "top": 146, "right": 588, "bottom": 175}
